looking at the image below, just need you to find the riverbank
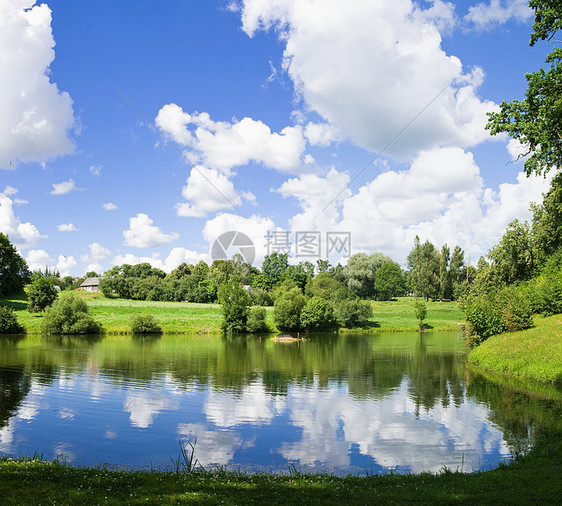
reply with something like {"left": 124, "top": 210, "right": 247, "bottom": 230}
{"left": 1, "top": 293, "right": 465, "bottom": 335}
{"left": 0, "top": 426, "right": 560, "bottom": 505}
{"left": 468, "top": 314, "right": 562, "bottom": 384}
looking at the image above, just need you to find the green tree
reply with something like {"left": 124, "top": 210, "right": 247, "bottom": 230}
{"left": 129, "top": 313, "right": 162, "bottom": 334}
{"left": 41, "top": 293, "right": 101, "bottom": 335}
{"left": 273, "top": 287, "right": 306, "bottom": 331}
{"left": 438, "top": 244, "right": 453, "bottom": 301}
{"left": 414, "top": 301, "right": 427, "bottom": 331}
{"left": 262, "top": 252, "right": 289, "bottom": 285}
{"left": 407, "top": 237, "right": 440, "bottom": 301}
{"left": 487, "top": 1, "right": 562, "bottom": 176}
{"left": 345, "top": 252, "right": 391, "bottom": 298}
{"left": 0, "top": 305, "right": 23, "bottom": 334}
{"left": 218, "top": 280, "right": 251, "bottom": 332}
{"left": 487, "top": 220, "right": 534, "bottom": 284}
{"left": 531, "top": 173, "right": 562, "bottom": 265}
{"left": 246, "top": 306, "right": 268, "bottom": 333}
{"left": 300, "top": 296, "right": 338, "bottom": 331}
{"left": 449, "top": 245, "right": 465, "bottom": 298}
{"left": 0, "top": 233, "right": 30, "bottom": 296}
{"left": 374, "top": 261, "right": 404, "bottom": 301}
{"left": 27, "top": 278, "right": 58, "bottom": 313}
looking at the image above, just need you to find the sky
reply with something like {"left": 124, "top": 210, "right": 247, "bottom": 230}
{"left": 0, "top": 0, "right": 556, "bottom": 276}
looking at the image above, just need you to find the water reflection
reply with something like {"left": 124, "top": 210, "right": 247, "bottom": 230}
{"left": 0, "top": 332, "right": 559, "bottom": 474}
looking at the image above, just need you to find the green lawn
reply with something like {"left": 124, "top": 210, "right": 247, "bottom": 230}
{"left": 468, "top": 314, "right": 562, "bottom": 384}
{"left": 0, "top": 427, "right": 560, "bottom": 505}
{"left": 365, "top": 297, "right": 464, "bottom": 332}
{"left": 2, "top": 293, "right": 465, "bottom": 335}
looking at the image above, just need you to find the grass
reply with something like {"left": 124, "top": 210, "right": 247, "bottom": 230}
{"left": 363, "top": 297, "right": 464, "bottom": 332}
{"left": 1, "top": 293, "right": 465, "bottom": 335}
{"left": 0, "top": 427, "right": 560, "bottom": 505}
{"left": 468, "top": 314, "right": 562, "bottom": 384}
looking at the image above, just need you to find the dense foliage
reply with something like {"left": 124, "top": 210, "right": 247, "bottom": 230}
{"left": 0, "top": 233, "right": 30, "bottom": 296}
{"left": 41, "top": 293, "right": 101, "bottom": 335}
{"left": 27, "top": 278, "right": 58, "bottom": 313}
{"left": 129, "top": 313, "right": 162, "bottom": 334}
{"left": 0, "top": 305, "right": 23, "bottom": 334}
{"left": 218, "top": 280, "right": 251, "bottom": 332}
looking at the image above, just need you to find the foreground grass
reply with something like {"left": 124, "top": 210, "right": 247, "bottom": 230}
{"left": 0, "top": 428, "right": 560, "bottom": 505}
{"left": 468, "top": 314, "right": 562, "bottom": 384}
{"left": 2, "top": 293, "right": 464, "bottom": 335}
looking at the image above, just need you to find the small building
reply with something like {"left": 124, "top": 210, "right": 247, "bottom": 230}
{"left": 80, "top": 277, "right": 104, "bottom": 292}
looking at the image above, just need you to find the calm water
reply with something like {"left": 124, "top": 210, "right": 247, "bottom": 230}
{"left": 0, "top": 331, "right": 560, "bottom": 474}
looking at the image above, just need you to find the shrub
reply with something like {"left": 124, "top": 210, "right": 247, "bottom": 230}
{"left": 414, "top": 301, "right": 427, "bottom": 330}
{"left": 41, "top": 293, "right": 101, "bottom": 335}
{"left": 463, "top": 286, "right": 533, "bottom": 347}
{"left": 218, "top": 280, "right": 251, "bottom": 332}
{"left": 300, "top": 296, "right": 338, "bottom": 331}
{"left": 0, "top": 305, "right": 23, "bottom": 334}
{"left": 333, "top": 298, "right": 373, "bottom": 327}
{"left": 273, "top": 287, "right": 306, "bottom": 331}
{"left": 129, "top": 313, "right": 162, "bottom": 334}
{"left": 246, "top": 307, "right": 268, "bottom": 333}
{"left": 27, "top": 278, "right": 58, "bottom": 313}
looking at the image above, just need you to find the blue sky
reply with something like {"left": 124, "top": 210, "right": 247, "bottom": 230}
{"left": 0, "top": 0, "right": 555, "bottom": 276}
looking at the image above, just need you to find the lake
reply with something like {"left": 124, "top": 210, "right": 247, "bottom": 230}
{"left": 0, "top": 331, "right": 560, "bottom": 475}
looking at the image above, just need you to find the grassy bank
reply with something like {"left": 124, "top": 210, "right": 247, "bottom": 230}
{"left": 468, "top": 314, "right": 562, "bottom": 384}
{"left": 0, "top": 427, "right": 560, "bottom": 505}
{"left": 1, "top": 293, "right": 464, "bottom": 335}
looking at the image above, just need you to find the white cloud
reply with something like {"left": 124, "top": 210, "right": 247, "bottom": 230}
{"left": 89, "top": 164, "right": 103, "bottom": 176}
{"left": 81, "top": 242, "right": 111, "bottom": 270}
{"left": 0, "top": 193, "right": 45, "bottom": 249}
{"left": 276, "top": 167, "right": 352, "bottom": 232}
{"left": 506, "top": 138, "right": 529, "bottom": 162}
{"left": 465, "top": 0, "right": 532, "bottom": 30}
{"left": 203, "top": 212, "right": 276, "bottom": 266}
{"left": 26, "top": 249, "right": 53, "bottom": 271}
{"left": 123, "top": 213, "right": 179, "bottom": 248}
{"left": 103, "top": 202, "right": 117, "bottom": 211}
{"left": 176, "top": 165, "right": 248, "bottom": 217}
{"left": 239, "top": 0, "right": 498, "bottom": 161}
{"left": 162, "top": 247, "right": 209, "bottom": 272}
{"left": 56, "top": 255, "right": 77, "bottom": 276}
{"left": 0, "top": 0, "right": 75, "bottom": 169}
{"left": 156, "top": 104, "right": 307, "bottom": 173}
{"left": 57, "top": 223, "right": 77, "bottom": 232}
{"left": 50, "top": 179, "right": 80, "bottom": 195}
{"left": 2, "top": 186, "right": 18, "bottom": 196}
{"left": 276, "top": 147, "right": 553, "bottom": 263}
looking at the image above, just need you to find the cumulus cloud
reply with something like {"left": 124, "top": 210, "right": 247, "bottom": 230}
{"left": 56, "top": 255, "right": 77, "bottom": 276}
{"left": 57, "top": 223, "right": 77, "bottom": 232}
{"left": 26, "top": 249, "right": 53, "bottom": 271}
{"left": 239, "top": 0, "right": 498, "bottom": 161}
{"left": 81, "top": 242, "right": 111, "bottom": 273}
{"left": 176, "top": 165, "right": 253, "bottom": 217}
{"left": 102, "top": 202, "right": 117, "bottom": 211}
{"left": 50, "top": 179, "right": 80, "bottom": 195}
{"left": 465, "top": 0, "right": 532, "bottom": 30}
{"left": 123, "top": 213, "right": 179, "bottom": 248}
{"left": 276, "top": 147, "right": 552, "bottom": 263}
{"left": 0, "top": 192, "right": 45, "bottom": 249}
{"left": 0, "top": 0, "right": 75, "bottom": 169}
{"left": 203, "top": 212, "right": 276, "bottom": 266}
{"left": 155, "top": 104, "right": 307, "bottom": 173}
